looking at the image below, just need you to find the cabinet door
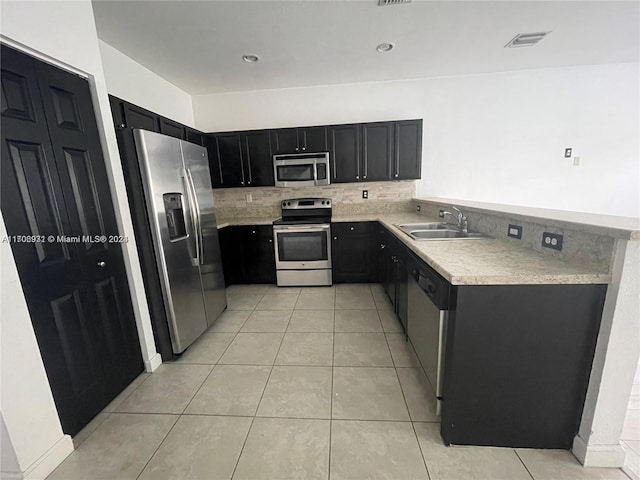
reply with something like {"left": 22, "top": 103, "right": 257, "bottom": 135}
{"left": 271, "top": 128, "right": 299, "bottom": 154}
{"left": 362, "top": 122, "right": 393, "bottom": 181}
{"left": 328, "top": 124, "right": 361, "bottom": 183}
{"left": 122, "top": 103, "right": 159, "bottom": 132}
{"left": 394, "top": 119, "right": 422, "bottom": 180}
{"left": 242, "top": 226, "right": 276, "bottom": 284}
{"left": 159, "top": 117, "right": 186, "bottom": 140}
{"left": 109, "top": 95, "right": 126, "bottom": 128}
{"left": 331, "top": 222, "right": 372, "bottom": 283}
{"left": 242, "top": 130, "right": 273, "bottom": 186}
{"left": 300, "top": 126, "right": 327, "bottom": 152}
{"left": 206, "top": 133, "right": 245, "bottom": 187}
{"left": 218, "top": 227, "right": 243, "bottom": 285}
{"left": 185, "top": 127, "right": 204, "bottom": 146}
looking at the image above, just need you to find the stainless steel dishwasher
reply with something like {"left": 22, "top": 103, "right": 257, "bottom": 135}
{"left": 407, "top": 265, "right": 451, "bottom": 415}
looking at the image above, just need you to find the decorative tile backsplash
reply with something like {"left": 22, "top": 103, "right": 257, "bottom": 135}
{"left": 413, "top": 199, "right": 615, "bottom": 273}
{"left": 213, "top": 180, "right": 416, "bottom": 218}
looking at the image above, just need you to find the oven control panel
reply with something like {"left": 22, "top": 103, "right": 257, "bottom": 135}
{"left": 282, "top": 198, "right": 331, "bottom": 210}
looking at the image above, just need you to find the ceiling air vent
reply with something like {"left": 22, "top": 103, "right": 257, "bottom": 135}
{"left": 378, "top": 0, "right": 411, "bottom": 6}
{"left": 504, "top": 32, "right": 551, "bottom": 48}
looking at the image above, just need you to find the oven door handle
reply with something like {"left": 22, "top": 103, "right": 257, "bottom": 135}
{"left": 274, "top": 224, "right": 330, "bottom": 232}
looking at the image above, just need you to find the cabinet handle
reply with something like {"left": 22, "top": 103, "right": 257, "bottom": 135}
{"left": 380, "top": 244, "right": 386, "bottom": 249}
{"left": 241, "top": 181, "right": 245, "bottom": 185}
{"left": 245, "top": 136, "right": 253, "bottom": 185}
{"left": 356, "top": 175, "right": 359, "bottom": 180}
{"left": 363, "top": 175, "right": 367, "bottom": 179}
{"left": 252, "top": 230, "right": 256, "bottom": 234}
{"left": 119, "top": 123, "right": 126, "bottom": 128}
{"left": 333, "top": 236, "right": 338, "bottom": 240}
{"left": 97, "top": 261, "right": 106, "bottom": 267}
{"left": 268, "top": 239, "right": 273, "bottom": 243}
{"left": 350, "top": 226, "right": 354, "bottom": 231}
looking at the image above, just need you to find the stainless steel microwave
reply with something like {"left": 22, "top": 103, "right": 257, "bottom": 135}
{"left": 273, "top": 152, "right": 330, "bottom": 187}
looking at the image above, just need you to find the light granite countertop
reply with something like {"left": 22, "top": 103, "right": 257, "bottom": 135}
{"left": 216, "top": 212, "right": 612, "bottom": 286}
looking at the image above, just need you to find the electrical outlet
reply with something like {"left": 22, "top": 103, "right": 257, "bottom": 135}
{"left": 245, "top": 193, "right": 252, "bottom": 203}
{"left": 362, "top": 190, "right": 368, "bottom": 199}
{"left": 564, "top": 148, "right": 572, "bottom": 158}
{"left": 416, "top": 205, "right": 421, "bottom": 212}
{"left": 542, "top": 232, "right": 563, "bottom": 251}
{"left": 507, "top": 224, "right": 523, "bottom": 239}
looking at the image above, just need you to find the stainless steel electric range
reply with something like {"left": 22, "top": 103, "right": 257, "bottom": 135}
{"left": 272, "top": 198, "right": 332, "bottom": 286}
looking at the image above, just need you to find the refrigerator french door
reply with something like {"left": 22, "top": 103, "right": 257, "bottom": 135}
{"left": 134, "top": 129, "right": 226, "bottom": 353}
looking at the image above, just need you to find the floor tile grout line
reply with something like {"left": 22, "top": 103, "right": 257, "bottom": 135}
{"left": 134, "top": 413, "right": 181, "bottom": 480}
{"left": 328, "top": 305, "right": 336, "bottom": 479}
{"left": 104, "top": 373, "right": 153, "bottom": 414}
{"left": 411, "top": 421, "right": 433, "bottom": 480}
{"left": 513, "top": 448, "right": 537, "bottom": 480}
{"left": 230, "top": 416, "right": 256, "bottom": 480}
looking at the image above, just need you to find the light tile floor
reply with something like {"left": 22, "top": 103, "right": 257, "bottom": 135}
{"left": 50, "top": 284, "right": 631, "bottom": 480}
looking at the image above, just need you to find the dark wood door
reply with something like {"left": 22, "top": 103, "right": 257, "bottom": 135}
{"left": 1, "top": 46, "right": 143, "bottom": 435}
{"left": 218, "top": 227, "right": 243, "bottom": 285}
{"left": 300, "top": 126, "right": 327, "bottom": 152}
{"left": 185, "top": 127, "right": 204, "bottom": 146}
{"left": 271, "top": 128, "right": 299, "bottom": 154}
{"left": 331, "top": 223, "right": 372, "bottom": 283}
{"left": 242, "top": 130, "right": 273, "bottom": 186}
{"left": 241, "top": 226, "right": 275, "bottom": 284}
{"left": 158, "top": 117, "right": 185, "bottom": 140}
{"left": 206, "top": 133, "right": 245, "bottom": 187}
{"left": 122, "top": 102, "right": 159, "bottom": 132}
{"left": 362, "top": 122, "right": 393, "bottom": 181}
{"left": 394, "top": 120, "right": 422, "bottom": 180}
{"left": 328, "top": 124, "right": 361, "bottom": 183}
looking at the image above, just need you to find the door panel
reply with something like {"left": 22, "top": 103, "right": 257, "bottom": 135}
{"left": 328, "top": 124, "right": 360, "bottom": 183}
{"left": 123, "top": 103, "right": 159, "bottom": 131}
{"left": 159, "top": 117, "right": 186, "bottom": 140}
{"left": 1, "top": 45, "right": 143, "bottom": 435}
{"left": 243, "top": 130, "right": 273, "bottom": 186}
{"left": 362, "top": 122, "right": 393, "bottom": 181}
{"left": 301, "top": 126, "right": 327, "bottom": 153}
{"left": 271, "top": 128, "right": 299, "bottom": 153}
{"left": 395, "top": 120, "right": 422, "bottom": 180}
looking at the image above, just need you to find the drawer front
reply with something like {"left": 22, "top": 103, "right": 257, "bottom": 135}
{"left": 332, "top": 221, "right": 373, "bottom": 235}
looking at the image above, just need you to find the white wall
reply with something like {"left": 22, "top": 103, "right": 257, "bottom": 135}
{"left": 193, "top": 63, "right": 640, "bottom": 218}
{"left": 99, "top": 40, "right": 195, "bottom": 127}
{"left": 0, "top": 1, "right": 161, "bottom": 477}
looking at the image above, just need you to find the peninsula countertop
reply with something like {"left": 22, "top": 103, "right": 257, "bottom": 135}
{"left": 217, "top": 212, "right": 611, "bottom": 285}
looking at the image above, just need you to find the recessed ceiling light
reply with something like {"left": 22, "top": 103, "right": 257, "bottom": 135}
{"left": 376, "top": 42, "right": 395, "bottom": 53}
{"left": 242, "top": 54, "right": 260, "bottom": 63}
{"left": 504, "top": 32, "right": 551, "bottom": 48}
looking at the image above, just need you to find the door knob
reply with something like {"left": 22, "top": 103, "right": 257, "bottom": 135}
{"left": 97, "top": 261, "right": 106, "bottom": 267}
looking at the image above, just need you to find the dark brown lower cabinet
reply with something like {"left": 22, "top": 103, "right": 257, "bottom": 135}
{"left": 441, "top": 283, "right": 606, "bottom": 449}
{"left": 331, "top": 222, "right": 377, "bottom": 283}
{"left": 219, "top": 225, "right": 275, "bottom": 285}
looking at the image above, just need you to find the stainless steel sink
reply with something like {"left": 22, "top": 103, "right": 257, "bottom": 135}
{"left": 395, "top": 222, "right": 451, "bottom": 231}
{"left": 394, "top": 222, "right": 491, "bottom": 241}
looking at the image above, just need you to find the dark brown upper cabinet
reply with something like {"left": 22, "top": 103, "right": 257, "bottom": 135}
{"left": 328, "top": 123, "right": 361, "bottom": 183}
{"left": 271, "top": 126, "right": 327, "bottom": 154}
{"left": 158, "top": 117, "right": 186, "bottom": 140}
{"left": 362, "top": 121, "right": 394, "bottom": 182}
{"left": 206, "top": 130, "right": 273, "bottom": 188}
{"left": 394, "top": 119, "right": 422, "bottom": 180}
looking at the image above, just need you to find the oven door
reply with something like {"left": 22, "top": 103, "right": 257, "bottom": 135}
{"left": 273, "top": 224, "right": 331, "bottom": 269}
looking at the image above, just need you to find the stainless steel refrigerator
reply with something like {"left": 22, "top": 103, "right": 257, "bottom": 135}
{"left": 133, "top": 129, "right": 226, "bottom": 354}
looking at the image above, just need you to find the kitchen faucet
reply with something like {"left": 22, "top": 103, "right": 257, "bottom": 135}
{"left": 439, "top": 206, "right": 468, "bottom": 233}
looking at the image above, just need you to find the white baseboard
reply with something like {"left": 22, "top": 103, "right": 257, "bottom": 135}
{"left": 572, "top": 435, "right": 626, "bottom": 468}
{"left": 23, "top": 435, "right": 73, "bottom": 480}
{"left": 144, "top": 352, "right": 162, "bottom": 372}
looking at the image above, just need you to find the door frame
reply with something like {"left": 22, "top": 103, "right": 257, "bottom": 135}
{"left": 0, "top": 39, "right": 161, "bottom": 374}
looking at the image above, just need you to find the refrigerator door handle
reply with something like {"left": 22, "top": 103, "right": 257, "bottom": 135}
{"left": 185, "top": 168, "right": 204, "bottom": 264}
{"left": 181, "top": 168, "right": 199, "bottom": 265}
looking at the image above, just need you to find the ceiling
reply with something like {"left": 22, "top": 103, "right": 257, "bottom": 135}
{"left": 91, "top": 1, "right": 640, "bottom": 96}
